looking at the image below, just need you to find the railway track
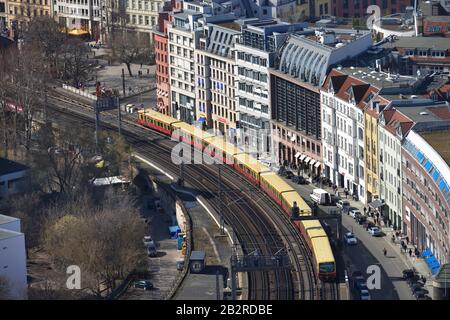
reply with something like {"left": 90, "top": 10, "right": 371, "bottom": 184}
{"left": 43, "top": 90, "right": 339, "bottom": 300}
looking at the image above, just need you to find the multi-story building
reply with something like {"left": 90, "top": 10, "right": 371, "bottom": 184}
{"left": 0, "top": 0, "right": 7, "bottom": 30}
{"left": 0, "top": 158, "right": 29, "bottom": 199}
{"left": 382, "top": 37, "right": 450, "bottom": 76}
{"left": 271, "top": 28, "right": 372, "bottom": 178}
{"left": 321, "top": 69, "right": 378, "bottom": 203}
{"left": 54, "top": 0, "right": 101, "bottom": 39}
{"left": 331, "top": 0, "right": 413, "bottom": 18}
{"left": 378, "top": 108, "right": 413, "bottom": 231}
{"left": 153, "top": 1, "right": 175, "bottom": 115}
{"left": 0, "top": 214, "right": 27, "bottom": 299}
{"left": 125, "top": 0, "right": 163, "bottom": 38}
{"left": 398, "top": 101, "right": 450, "bottom": 265}
{"left": 235, "top": 20, "right": 306, "bottom": 156}
{"left": 7, "top": 0, "right": 52, "bottom": 37}
{"left": 195, "top": 20, "right": 240, "bottom": 138}
{"left": 167, "top": 3, "right": 206, "bottom": 123}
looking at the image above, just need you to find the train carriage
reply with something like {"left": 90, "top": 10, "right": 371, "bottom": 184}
{"left": 233, "top": 153, "right": 271, "bottom": 185}
{"left": 202, "top": 136, "right": 244, "bottom": 165}
{"left": 295, "top": 220, "right": 336, "bottom": 281}
{"left": 138, "top": 110, "right": 180, "bottom": 135}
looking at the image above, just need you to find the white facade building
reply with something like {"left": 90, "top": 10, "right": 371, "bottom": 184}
{"left": 125, "top": 0, "right": 163, "bottom": 37}
{"left": 321, "top": 70, "right": 376, "bottom": 203}
{"left": 0, "top": 215, "right": 27, "bottom": 299}
{"left": 54, "top": 0, "right": 102, "bottom": 39}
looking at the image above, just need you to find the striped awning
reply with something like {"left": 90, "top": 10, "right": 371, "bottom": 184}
{"left": 314, "top": 161, "right": 321, "bottom": 168}
{"left": 294, "top": 152, "right": 301, "bottom": 158}
{"left": 304, "top": 157, "right": 311, "bottom": 164}
{"left": 299, "top": 154, "right": 306, "bottom": 161}
{"left": 309, "top": 159, "right": 316, "bottom": 166}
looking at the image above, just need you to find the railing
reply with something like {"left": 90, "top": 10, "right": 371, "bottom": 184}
{"left": 62, "top": 84, "right": 98, "bottom": 101}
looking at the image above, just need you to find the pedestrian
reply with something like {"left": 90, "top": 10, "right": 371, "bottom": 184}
{"left": 140, "top": 63, "right": 143, "bottom": 68}
{"left": 409, "top": 248, "right": 412, "bottom": 257}
{"left": 406, "top": 236, "right": 409, "bottom": 245}
{"left": 363, "top": 207, "right": 367, "bottom": 215}
{"left": 383, "top": 248, "right": 387, "bottom": 257}
{"left": 147, "top": 68, "right": 149, "bottom": 74}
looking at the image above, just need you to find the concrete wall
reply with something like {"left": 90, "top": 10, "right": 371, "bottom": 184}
{"left": 0, "top": 230, "right": 27, "bottom": 299}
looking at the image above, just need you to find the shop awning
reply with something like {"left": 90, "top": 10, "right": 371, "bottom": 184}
{"left": 421, "top": 250, "right": 433, "bottom": 258}
{"left": 304, "top": 157, "right": 311, "bottom": 164}
{"left": 294, "top": 152, "right": 301, "bottom": 158}
{"left": 309, "top": 159, "right": 316, "bottom": 166}
{"left": 291, "top": 134, "right": 296, "bottom": 142}
{"left": 299, "top": 154, "right": 306, "bottom": 161}
{"left": 369, "top": 199, "right": 384, "bottom": 209}
{"left": 314, "top": 161, "right": 321, "bottom": 168}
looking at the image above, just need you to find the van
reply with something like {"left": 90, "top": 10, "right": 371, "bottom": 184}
{"left": 310, "top": 188, "right": 331, "bottom": 205}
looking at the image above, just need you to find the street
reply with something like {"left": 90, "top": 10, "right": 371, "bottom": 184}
{"left": 283, "top": 178, "right": 415, "bottom": 300}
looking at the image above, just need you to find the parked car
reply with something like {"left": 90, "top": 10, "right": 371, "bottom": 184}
{"left": 292, "top": 175, "right": 307, "bottom": 184}
{"left": 133, "top": 280, "right": 153, "bottom": 290}
{"left": 285, "top": 170, "right": 294, "bottom": 179}
{"left": 147, "top": 241, "right": 157, "bottom": 257}
{"left": 402, "top": 269, "right": 416, "bottom": 280}
{"left": 330, "top": 194, "right": 339, "bottom": 206}
{"left": 352, "top": 272, "right": 365, "bottom": 290}
{"left": 336, "top": 199, "right": 350, "bottom": 210}
{"left": 368, "top": 226, "right": 382, "bottom": 236}
{"left": 412, "top": 286, "right": 428, "bottom": 295}
{"left": 416, "top": 293, "right": 432, "bottom": 300}
{"left": 349, "top": 208, "right": 362, "bottom": 218}
{"left": 414, "top": 291, "right": 431, "bottom": 300}
{"left": 143, "top": 236, "right": 153, "bottom": 246}
{"left": 360, "top": 289, "right": 371, "bottom": 300}
{"left": 344, "top": 232, "right": 358, "bottom": 245}
{"left": 356, "top": 215, "right": 367, "bottom": 225}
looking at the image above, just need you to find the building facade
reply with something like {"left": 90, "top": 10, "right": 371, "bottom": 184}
{"left": 0, "top": 215, "right": 27, "bottom": 299}
{"left": 321, "top": 69, "right": 377, "bottom": 203}
{"left": 167, "top": 6, "right": 204, "bottom": 123}
{"left": 271, "top": 28, "right": 372, "bottom": 177}
{"left": 235, "top": 20, "right": 306, "bottom": 156}
{"left": 54, "top": 0, "right": 101, "bottom": 39}
{"left": 402, "top": 126, "right": 450, "bottom": 265}
{"left": 153, "top": 2, "right": 174, "bottom": 115}
{"left": 378, "top": 108, "right": 413, "bottom": 230}
{"left": 7, "top": 0, "right": 52, "bottom": 38}
{"left": 0, "top": 0, "right": 7, "bottom": 30}
{"left": 331, "top": 0, "right": 413, "bottom": 18}
{"left": 125, "top": 0, "right": 163, "bottom": 38}
{"left": 0, "top": 158, "right": 28, "bottom": 199}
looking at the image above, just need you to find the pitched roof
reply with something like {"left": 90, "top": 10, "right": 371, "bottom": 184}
{"left": 0, "top": 158, "right": 28, "bottom": 176}
{"left": 382, "top": 108, "right": 414, "bottom": 136}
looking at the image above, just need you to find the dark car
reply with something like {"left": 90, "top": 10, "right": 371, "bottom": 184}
{"left": 402, "top": 269, "right": 416, "bottom": 279}
{"left": 133, "top": 280, "right": 153, "bottom": 290}
{"left": 356, "top": 215, "right": 367, "bottom": 225}
{"left": 414, "top": 291, "right": 431, "bottom": 300}
{"left": 285, "top": 170, "right": 294, "bottom": 179}
{"left": 412, "top": 286, "right": 428, "bottom": 295}
{"left": 292, "top": 175, "right": 307, "bottom": 184}
{"left": 330, "top": 194, "right": 339, "bottom": 206}
{"left": 407, "top": 275, "right": 422, "bottom": 286}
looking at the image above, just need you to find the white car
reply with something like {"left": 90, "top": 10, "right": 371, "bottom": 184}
{"left": 344, "top": 232, "right": 358, "bottom": 245}
{"left": 336, "top": 199, "right": 350, "bottom": 210}
{"left": 368, "top": 226, "right": 382, "bottom": 236}
{"left": 349, "top": 209, "right": 362, "bottom": 218}
{"left": 143, "top": 236, "right": 153, "bottom": 246}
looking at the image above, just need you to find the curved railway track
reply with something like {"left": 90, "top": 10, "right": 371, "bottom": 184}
{"left": 44, "top": 91, "right": 341, "bottom": 300}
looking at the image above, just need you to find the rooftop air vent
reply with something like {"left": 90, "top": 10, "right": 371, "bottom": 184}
{"left": 419, "top": 111, "right": 428, "bottom": 115}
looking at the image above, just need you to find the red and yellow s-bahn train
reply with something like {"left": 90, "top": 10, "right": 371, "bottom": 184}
{"left": 138, "top": 110, "right": 336, "bottom": 281}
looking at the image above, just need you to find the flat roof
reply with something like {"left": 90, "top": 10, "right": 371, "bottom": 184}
{"left": 282, "top": 191, "right": 311, "bottom": 214}
{"left": 215, "top": 21, "right": 242, "bottom": 31}
{"left": 0, "top": 228, "right": 23, "bottom": 241}
{"left": 205, "top": 137, "right": 243, "bottom": 155}
{"left": 260, "top": 172, "right": 293, "bottom": 193}
{"left": 382, "top": 36, "right": 450, "bottom": 51}
{"left": 0, "top": 158, "right": 28, "bottom": 176}
{"left": 394, "top": 103, "right": 450, "bottom": 122}
{"left": 141, "top": 109, "right": 181, "bottom": 125}
{"left": 311, "top": 237, "right": 334, "bottom": 263}
{"left": 419, "top": 130, "right": 450, "bottom": 165}
{"left": 0, "top": 214, "right": 20, "bottom": 226}
{"left": 190, "top": 250, "right": 206, "bottom": 261}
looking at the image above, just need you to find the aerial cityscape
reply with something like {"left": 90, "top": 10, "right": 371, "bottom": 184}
{"left": 1, "top": 0, "right": 450, "bottom": 304}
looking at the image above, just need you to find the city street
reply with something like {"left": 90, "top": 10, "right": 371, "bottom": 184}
{"left": 282, "top": 177, "right": 415, "bottom": 300}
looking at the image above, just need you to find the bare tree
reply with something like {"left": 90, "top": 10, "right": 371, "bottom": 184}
{"left": 110, "top": 31, "right": 152, "bottom": 76}
{"left": 61, "top": 38, "right": 94, "bottom": 88}
{"left": 42, "top": 190, "right": 147, "bottom": 296}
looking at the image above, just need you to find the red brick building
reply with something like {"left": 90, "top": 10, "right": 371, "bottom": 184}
{"left": 153, "top": 1, "right": 179, "bottom": 115}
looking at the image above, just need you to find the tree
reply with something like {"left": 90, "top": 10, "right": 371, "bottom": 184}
{"left": 24, "top": 16, "right": 66, "bottom": 75}
{"left": 61, "top": 38, "right": 93, "bottom": 88}
{"left": 110, "top": 31, "right": 153, "bottom": 76}
{"left": 42, "top": 190, "right": 147, "bottom": 296}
